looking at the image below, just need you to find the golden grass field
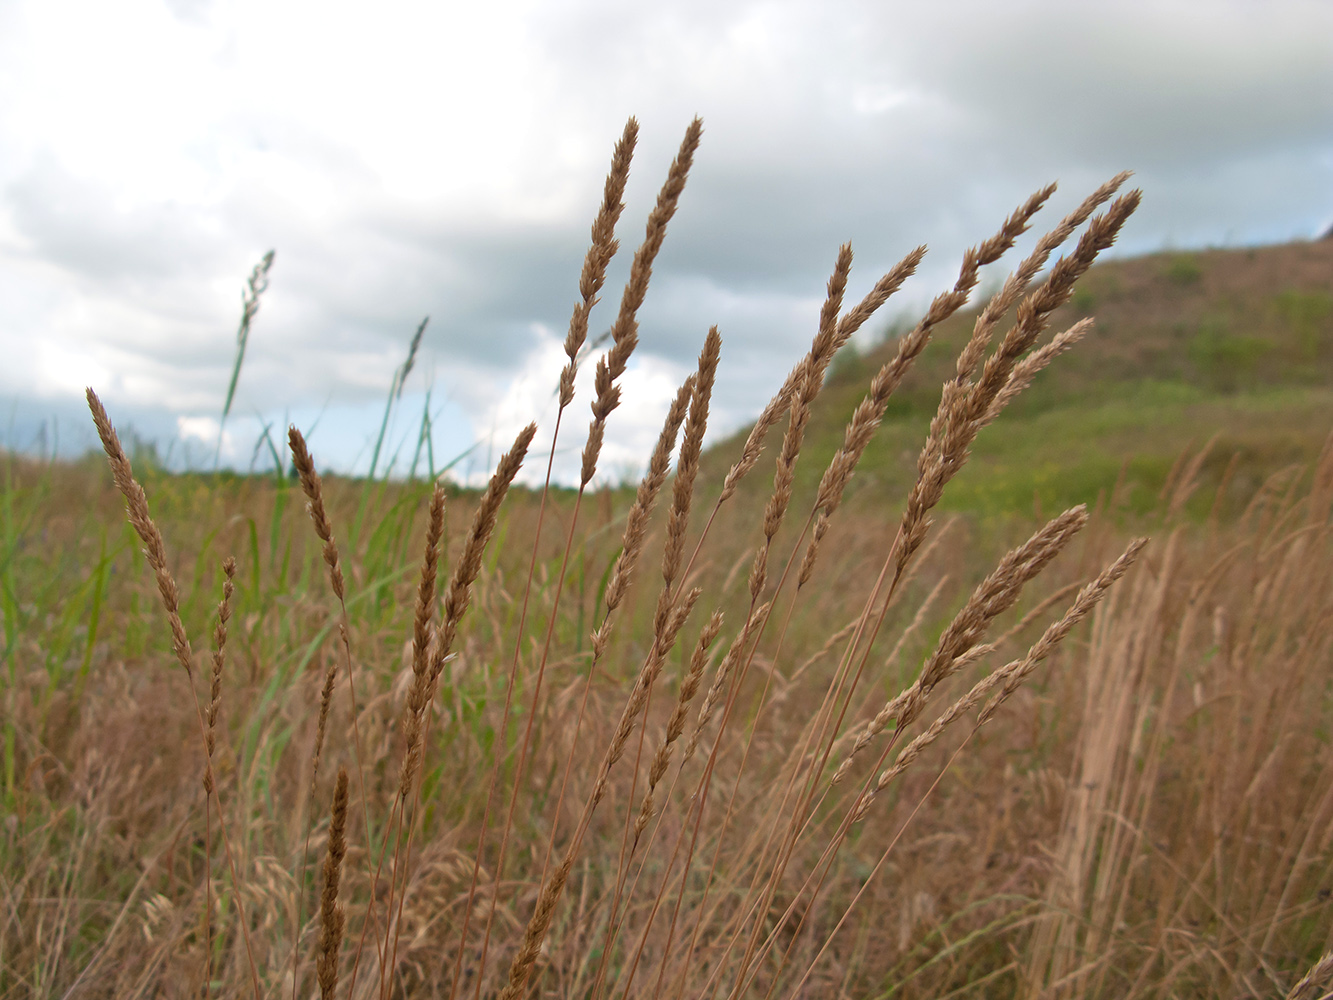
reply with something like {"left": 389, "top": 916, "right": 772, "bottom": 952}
{"left": 3, "top": 119, "right": 1332, "bottom": 999}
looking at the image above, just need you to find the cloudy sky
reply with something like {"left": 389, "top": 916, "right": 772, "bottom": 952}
{"left": 1, "top": 0, "right": 1330, "bottom": 483}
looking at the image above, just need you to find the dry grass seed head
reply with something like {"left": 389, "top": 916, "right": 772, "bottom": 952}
{"left": 955, "top": 172, "right": 1130, "bottom": 382}
{"left": 853, "top": 535, "right": 1147, "bottom": 821}
{"left": 287, "top": 426, "right": 346, "bottom": 603}
{"left": 662, "top": 327, "right": 721, "bottom": 589}
{"left": 582, "top": 118, "right": 703, "bottom": 487}
{"left": 431, "top": 422, "right": 537, "bottom": 686}
{"left": 1287, "top": 952, "right": 1333, "bottom": 1000}
{"left": 967, "top": 189, "right": 1142, "bottom": 422}
{"left": 978, "top": 535, "right": 1149, "bottom": 723}
{"left": 86, "top": 388, "right": 193, "bottom": 677}
{"left": 635, "top": 608, "right": 726, "bottom": 839}
{"left": 399, "top": 483, "right": 447, "bottom": 794}
{"left": 853, "top": 505, "right": 1088, "bottom": 769}
{"left": 204, "top": 556, "right": 236, "bottom": 791}
{"left": 317, "top": 767, "right": 349, "bottom": 1000}
{"left": 805, "top": 185, "right": 1064, "bottom": 587}
{"left": 560, "top": 118, "right": 639, "bottom": 407}
{"left": 600, "top": 373, "right": 696, "bottom": 634}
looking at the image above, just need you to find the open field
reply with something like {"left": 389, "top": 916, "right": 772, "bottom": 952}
{"left": 2, "top": 126, "right": 1333, "bottom": 1000}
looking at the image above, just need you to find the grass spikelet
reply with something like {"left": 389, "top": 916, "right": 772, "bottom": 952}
{"left": 955, "top": 173, "right": 1130, "bottom": 382}
{"left": 560, "top": 118, "right": 638, "bottom": 408}
{"left": 288, "top": 427, "right": 345, "bottom": 603}
{"left": 663, "top": 326, "right": 720, "bottom": 589}
{"left": 846, "top": 506, "right": 1088, "bottom": 772}
{"left": 582, "top": 117, "right": 703, "bottom": 487}
{"left": 635, "top": 609, "right": 725, "bottom": 840}
{"left": 317, "top": 767, "right": 349, "bottom": 1000}
{"left": 746, "top": 246, "right": 854, "bottom": 608}
{"left": 433, "top": 423, "right": 536, "bottom": 678}
{"left": 398, "top": 482, "right": 447, "bottom": 795}
{"left": 287, "top": 423, "right": 376, "bottom": 995}
{"left": 852, "top": 536, "right": 1148, "bottom": 821}
{"left": 800, "top": 185, "right": 1061, "bottom": 587}
{"left": 968, "top": 189, "right": 1143, "bottom": 420}
{"left": 977, "top": 536, "right": 1149, "bottom": 724}
{"left": 601, "top": 375, "right": 696, "bottom": 633}
{"left": 87, "top": 389, "right": 194, "bottom": 678}
{"left": 204, "top": 556, "right": 235, "bottom": 794}
{"left": 202, "top": 555, "right": 235, "bottom": 998}
{"left": 1287, "top": 952, "right": 1333, "bottom": 1000}
{"left": 895, "top": 190, "right": 1141, "bottom": 581}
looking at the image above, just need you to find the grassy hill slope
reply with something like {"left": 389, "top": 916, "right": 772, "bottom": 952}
{"left": 709, "top": 237, "right": 1333, "bottom": 520}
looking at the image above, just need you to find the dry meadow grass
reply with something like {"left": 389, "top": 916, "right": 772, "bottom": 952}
{"left": 2, "top": 119, "right": 1332, "bottom": 1000}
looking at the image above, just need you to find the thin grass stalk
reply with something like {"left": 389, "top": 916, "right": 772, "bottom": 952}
{"left": 754, "top": 540, "right": 1146, "bottom": 1000}
{"left": 590, "top": 329, "right": 721, "bottom": 999}
{"left": 497, "top": 585, "right": 702, "bottom": 1000}
{"left": 345, "top": 481, "right": 444, "bottom": 997}
{"left": 441, "top": 119, "right": 636, "bottom": 973}
{"left": 702, "top": 190, "right": 1067, "bottom": 998}
{"left": 85, "top": 387, "right": 262, "bottom": 1000}
{"left": 202, "top": 555, "right": 235, "bottom": 1000}
{"left": 681, "top": 580, "right": 949, "bottom": 993}
{"left": 455, "top": 125, "right": 636, "bottom": 943}
{"left": 215, "top": 249, "right": 274, "bottom": 468}
{"left": 368, "top": 316, "right": 428, "bottom": 481}
{"left": 287, "top": 425, "right": 382, "bottom": 991}
{"left": 725, "top": 508, "right": 1089, "bottom": 1000}
{"left": 480, "top": 120, "right": 702, "bottom": 1000}
{"left": 534, "top": 374, "right": 696, "bottom": 905}
{"left": 469, "top": 126, "right": 692, "bottom": 995}
{"left": 377, "top": 422, "right": 534, "bottom": 1000}
{"left": 656, "top": 344, "right": 840, "bottom": 998}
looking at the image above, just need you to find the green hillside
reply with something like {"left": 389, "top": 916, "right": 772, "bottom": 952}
{"left": 711, "top": 237, "right": 1333, "bottom": 520}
